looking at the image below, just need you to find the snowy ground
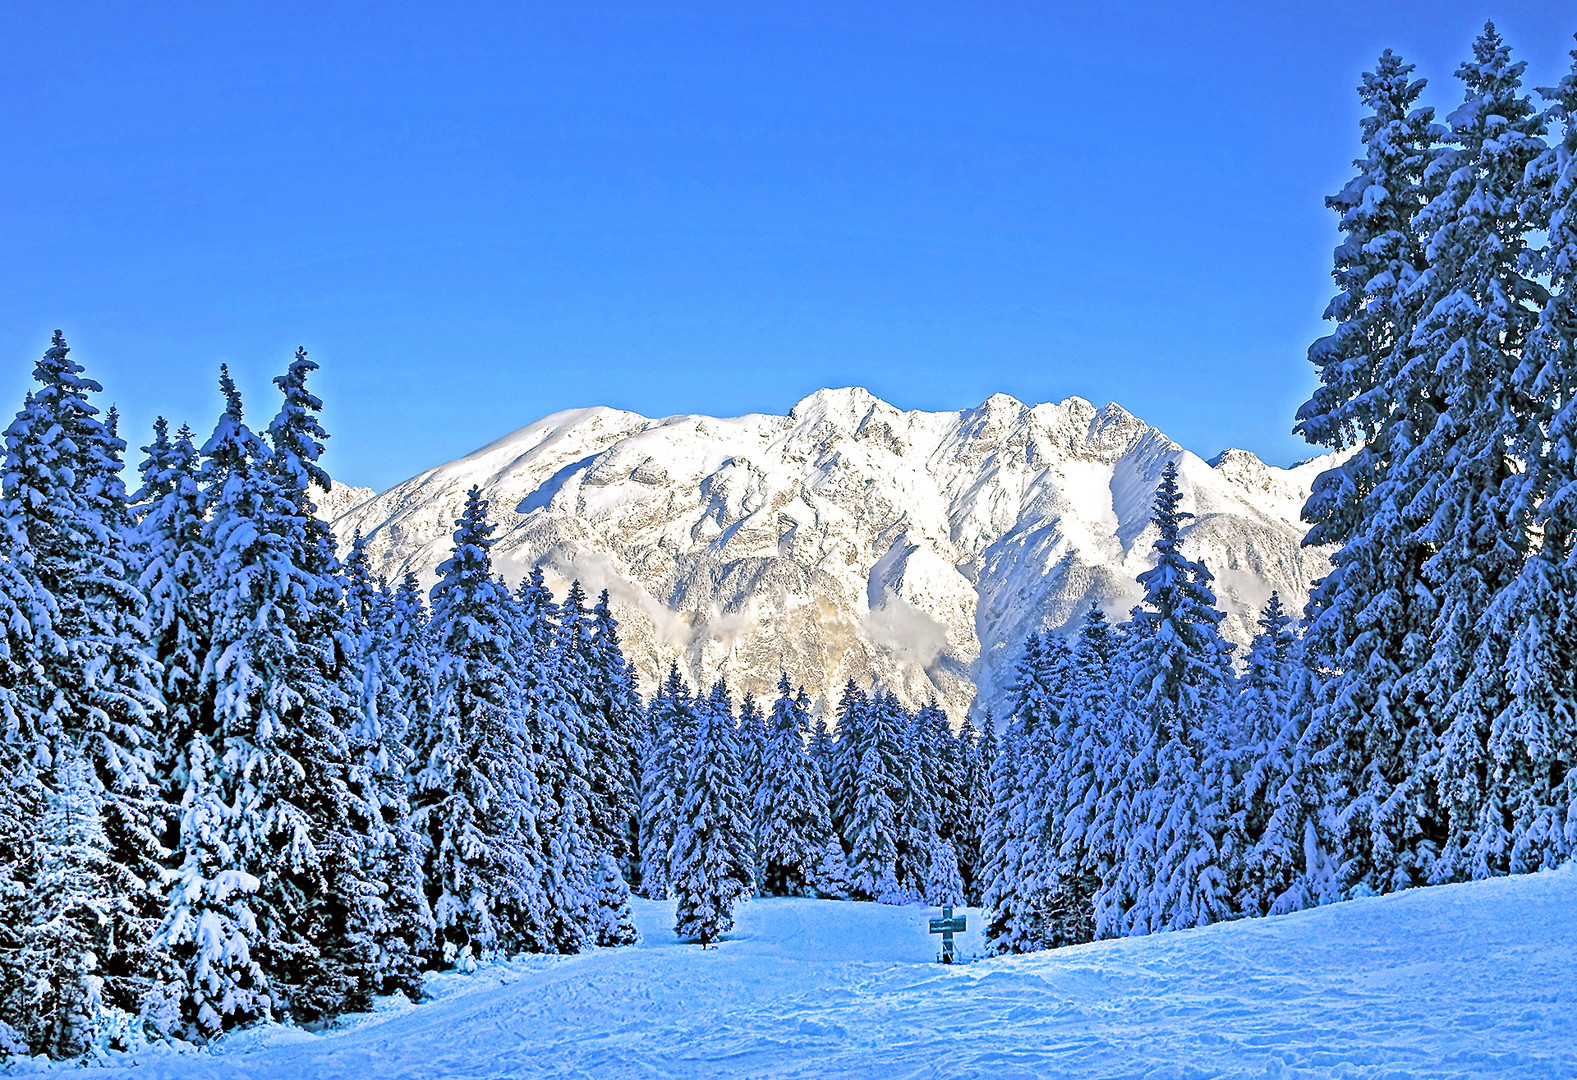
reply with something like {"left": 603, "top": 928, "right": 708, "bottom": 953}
{"left": 14, "top": 867, "right": 1577, "bottom": 1078}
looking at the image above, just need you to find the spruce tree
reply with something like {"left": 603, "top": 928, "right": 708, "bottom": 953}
{"left": 591, "top": 853, "right": 640, "bottom": 947}
{"left": 1041, "top": 606, "right": 1118, "bottom": 946}
{"left": 414, "top": 487, "right": 546, "bottom": 965}
{"left": 129, "top": 418, "right": 210, "bottom": 815}
{"left": 672, "top": 685, "right": 754, "bottom": 945}
{"left": 340, "top": 538, "right": 431, "bottom": 998}
{"left": 1099, "top": 463, "right": 1234, "bottom": 936}
{"left": 0, "top": 514, "right": 57, "bottom": 1055}
{"left": 584, "top": 590, "right": 642, "bottom": 883}
{"left": 754, "top": 675, "right": 835, "bottom": 896}
{"left": 842, "top": 690, "right": 906, "bottom": 903}
{"left": 827, "top": 678, "right": 869, "bottom": 838}
{"left": 257, "top": 349, "right": 382, "bottom": 1019}
{"left": 1, "top": 333, "right": 164, "bottom": 1028}
{"left": 1409, "top": 23, "right": 1548, "bottom": 885}
{"left": 1294, "top": 49, "right": 1446, "bottom": 897}
{"left": 638, "top": 664, "right": 694, "bottom": 900}
{"left": 953, "top": 713, "right": 989, "bottom": 903}
{"left": 157, "top": 369, "right": 282, "bottom": 1035}
{"left": 892, "top": 701, "right": 941, "bottom": 901}
{"left": 1222, "top": 594, "right": 1297, "bottom": 917}
{"left": 983, "top": 633, "right": 1063, "bottom": 952}
{"left": 1480, "top": 40, "right": 1577, "bottom": 875}
{"left": 518, "top": 588, "right": 608, "bottom": 955}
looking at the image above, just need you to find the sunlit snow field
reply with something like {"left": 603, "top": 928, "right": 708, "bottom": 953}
{"left": 15, "top": 867, "right": 1577, "bottom": 1079}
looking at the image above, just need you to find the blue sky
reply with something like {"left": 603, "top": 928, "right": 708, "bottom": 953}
{"left": 1, "top": 2, "right": 1572, "bottom": 491}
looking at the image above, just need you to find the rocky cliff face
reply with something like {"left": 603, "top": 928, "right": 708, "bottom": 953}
{"left": 329, "top": 388, "right": 1340, "bottom": 720}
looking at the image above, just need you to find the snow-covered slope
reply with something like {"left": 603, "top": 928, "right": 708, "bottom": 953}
{"left": 48, "top": 868, "right": 1577, "bottom": 1078}
{"left": 331, "top": 389, "right": 1344, "bottom": 717}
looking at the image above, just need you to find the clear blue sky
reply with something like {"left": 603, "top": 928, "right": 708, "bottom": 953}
{"left": 1, "top": 2, "right": 1571, "bottom": 491}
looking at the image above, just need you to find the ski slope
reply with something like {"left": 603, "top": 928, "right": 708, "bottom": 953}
{"left": 20, "top": 867, "right": 1577, "bottom": 1078}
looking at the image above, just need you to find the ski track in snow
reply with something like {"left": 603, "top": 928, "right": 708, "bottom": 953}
{"left": 25, "top": 867, "right": 1577, "bottom": 1079}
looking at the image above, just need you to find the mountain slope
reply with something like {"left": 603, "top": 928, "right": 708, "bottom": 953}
{"left": 332, "top": 388, "right": 1342, "bottom": 717}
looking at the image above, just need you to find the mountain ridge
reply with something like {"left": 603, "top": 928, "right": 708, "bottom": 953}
{"left": 328, "top": 387, "right": 1342, "bottom": 720}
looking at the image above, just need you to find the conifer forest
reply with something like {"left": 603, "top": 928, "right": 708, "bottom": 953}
{"left": 2, "top": 21, "right": 1577, "bottom": 1065}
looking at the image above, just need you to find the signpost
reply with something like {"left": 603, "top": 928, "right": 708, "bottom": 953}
{"left": 928, "top": 905, "right": 967, "bottom": 964}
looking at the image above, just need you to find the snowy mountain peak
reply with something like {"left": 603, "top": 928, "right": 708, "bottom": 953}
{"left": 331, "top": 389, "right": 1336, "bottom": 719}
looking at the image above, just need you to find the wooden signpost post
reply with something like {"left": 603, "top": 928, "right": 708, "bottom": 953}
{"left": 929, "top": 905, "right": 966, "bottom": 964}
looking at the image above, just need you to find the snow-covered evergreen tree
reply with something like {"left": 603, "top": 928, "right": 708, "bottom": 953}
{"left": 638, "top": 665, "right": 694, "bottom": 900}
{"left": 1098, "top": 463, "right": 1234, "bottom": 937}
{"left": 1294, "top": 49, "right": 1447, "bottom": 897}
{"left": 1, "top": 333, "right": 165, "bottom": 1025}
{"left": 129, "top": 419, "right": 210, "bottom": 818}
{"left": 841, "top": 690, "right": 906, "bottom": 903}
{"left": 922, "top": 837, "right": 965, "bottom": 908}
{"left": 584, "top": 590, "right": 642, "bottom": 884}
{"left": 1222, "top": 594, "right": 1297, "bottom": 917}
{"left": 340, "top": 537, "right": 431, "bottom": 998}
{"left": 982, "top": 633, "right": 1064, "bottom": 952}
{"left": 0, "top": 509, "right": 58, "bottom": 1056}
{"left": 413, "top": 487, "right": 545, "bottom": 966}
{"left": 892, "top": 701, "right": 940, "bottom": 902}
{"left": 1036, "top": 606, "right": 1118, "bottom": 946}
{"left": 9, "top": 754, "right": 117, "bottom": 1058}
{"left": 259, "top": 351, "right": 390, "bottom": 1018}
{"left": 754, "top": 675, "right": 835, "bottom": 897}
{"left": 671, "top": 684, "right": 754, "bottom": 945}
{"left": 517, "top": 586, "right": 608, "bottom": 955}
{"left": 805, "top": 710, "right": 830, "bottom": 778}
{"left": 591, "top": 853, "right": 640, "bottom": 947}
{"left": 953, "top": 713, "right": 989, "bottom": 904}
{"left": 1478, "top": 41, "right": 1577, "bottom": 876}
{"left": 1408, "top": 24, "right": 1548, "bottom": 885}
{"left": 826, "top": 678, "right": 868, "bottom": 838}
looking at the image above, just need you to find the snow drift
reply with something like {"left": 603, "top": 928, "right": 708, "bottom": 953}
{"left": 34, "top": 866, "right": 1577, "bottom": 1078}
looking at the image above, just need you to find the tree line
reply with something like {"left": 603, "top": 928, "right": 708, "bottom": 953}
{"left": 0, "top": 334, "right": 1005, "bottom": 1060}
{"left": 980, "top": 25, "right": 1577, "bottom": 951}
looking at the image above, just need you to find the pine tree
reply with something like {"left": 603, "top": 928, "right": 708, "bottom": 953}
{"left": 1478, "top": 40, "right": 1577, "bottom": 876}
{"left": 10, "top": 754, "right": 117, "bottom": 1058}
{"left": 591, "top": 853, "right": 640, "bottom": 947}
{"left": 414, "top": 487, "right": 546, "bottom": 966}
{"left": 953, "top": 713, "right": 989, "bottom": 904}
{"left": 0, "top": 513, "right": 57, "bottom": 1056}
{"left": 129, "top": 418, "right": 210, "bottom": 821}
{"left": 1245, "top": 629, "right": 1345, "bottom": 916}
{"left": 638, "top": 664, "right": 694, "bottom": 900}
{"left": 1294, "top": 49, "right": 1447, "bottom": 897}
{"left": 584, "top": 590, "right": 642, "bottom": 884}
{"left": 1099, "top": 463, "right": 1234, "bottom": 937}
{"left": 842, "top": 690, "right": 906, "bottom": 903}
{"left": 892, "top": 702, "right": 940, "bottom": 901}
{"left": 517, "top": 587, "right": 608, "bottom": 955}
{"left": 1038, "top": 606, "right": 1118, "bottom": 946}
{"left": 1, "top": 333, "right": 165, "bottom": 1028}
{"left": 1222, "top": 594, "right": 1297, "bottom": 917}
{"left": 922, "top": 837, "right": 964, "bottom": 908}
{"left": 826, "top": 678, "right": 869, "bottom": 838}
{"left": 340, "top": 538, "right": 431, "bottom": 998}
{"left": 258, "top": 349, "right": 383, "bottom": 1018}
{"left": 672, "top": 686, "right": 754, "bottom": 945}
{"left": 809, "top": 712, "right": 836, "bottom": 791}
{"left": 982, "top": 633, "right": 1064, "bottom": 952}
{"left": 1409, "top": 23, "right": 1548, "bottom": 885}
{"left": 754, "top": 675, "right": 835, "bottom": 896}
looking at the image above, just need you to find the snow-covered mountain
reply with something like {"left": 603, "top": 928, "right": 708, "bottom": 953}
{"left": 330, "top": 388, "right": 1341, "bottom": 719}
